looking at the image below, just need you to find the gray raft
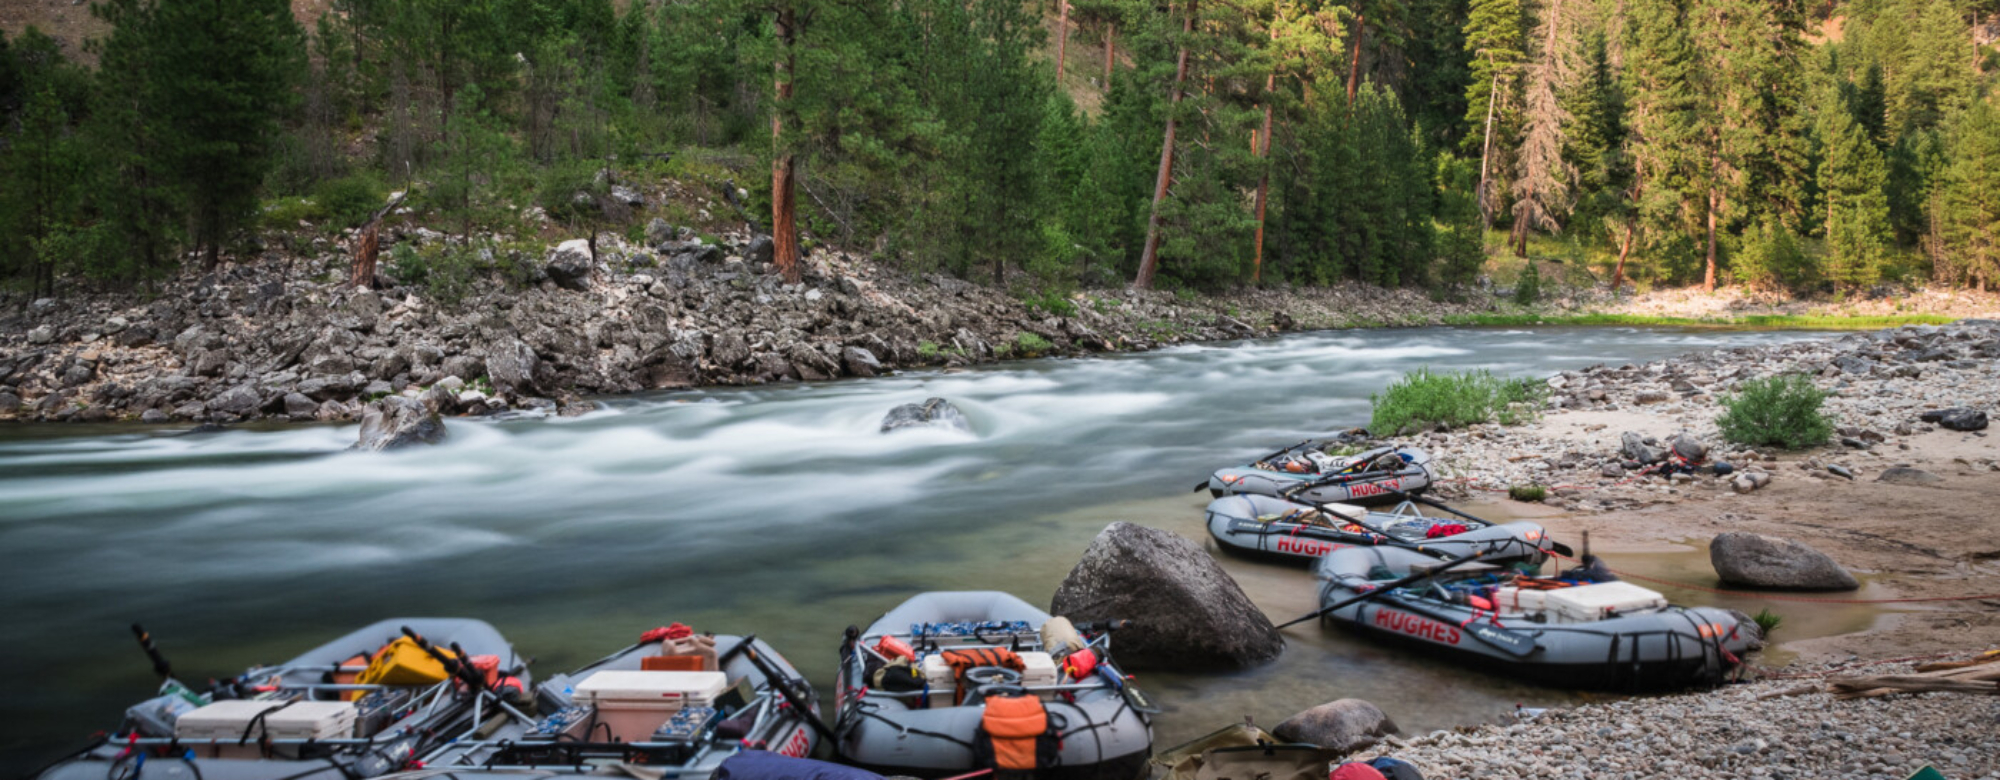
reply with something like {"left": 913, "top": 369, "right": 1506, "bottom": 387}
{"left": 38, "top": 618, "right": 533, "bottom": 780}
{"left": 1314, "top": 547, "right": 1754, "bottom": 690}
{"left": 1206, "top": 494, "right": 1554, "bottom": 565}
{"left": 1204, "top": 446, "right": 1434, "bottom": 506}
{"left": 414, "top": 633, "right": 823, "bottom": 776}
{"left": 834, "top": 591, "right": 1154, "bottom": 780}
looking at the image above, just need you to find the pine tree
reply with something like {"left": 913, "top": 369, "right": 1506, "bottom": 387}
{"left": 1510, "top": 0, "right": 1579, "bottom": 256}
{"left": 1464, "top": 0, "right": 1525, "bottom": 229}
{"left": 1937, "top": 100, "right": 2000, "bottom": 291}
{"left": 1623, "top": 0, "right": 1704, "bottom": 287}
{"left": 1817, "top": 96, "right": 1891, "bottom": 290}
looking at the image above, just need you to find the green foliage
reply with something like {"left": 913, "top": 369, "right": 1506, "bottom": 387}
{"left": 1752, "top": 608, "right": 1784, "bottom": 636}
{"left": 315, "top": 174, "right": 387, "bottom": 231}
{"left": 1022, "top": 289, "right": 1078, "bottom": 318}
{"left": 1716, "top": 374, "right": 1832, "bottom": 451}
{"left": 1507, "top": 484, "right": 1547, "bottom": 502}
{"left": 1010, "top": 332, "right": 1052, "bottom": 358}
{"left": 1369, "top": 367, "right": 1547, "bottom": 436}
{"left": 1733, "top": 218, "right": 1815, "bottom": 294}
{"left": 1513, "top": 260, "right": 1541, "bottom": 304}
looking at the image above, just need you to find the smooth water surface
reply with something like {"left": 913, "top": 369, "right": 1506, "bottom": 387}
{"left": 0, "top": 326, "right": 1849, "bottom": 771}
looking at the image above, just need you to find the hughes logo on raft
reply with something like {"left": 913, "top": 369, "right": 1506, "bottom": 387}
{"left": 1345, "top": 479, "right": 1402, "bottom": 499}
{"left": 1372, "top": 608, "right": 1461, "bottom": 645}
{"left": 1275, "top": 537, "right": 1343, "bottom": 556}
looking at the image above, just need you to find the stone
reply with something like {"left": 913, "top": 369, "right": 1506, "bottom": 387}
{"left": 1634, "top": 391, "right": 1671, "bottom": 404}
{"left": 282, "top": 392, "right": 317, "bottom": 418}
{"left": 1272, "top": 699, "right": 1401, "bottom": 754}
{"left": 1920, "top": 408, "right": 1988, "bottom": 432}
{"left": 842, "top": 346, "right": 882, "bottom": 378}
{"left": 139, "top": 408, "right": 169, "bottom": 424}
{"left": 485, "top": 338, "right": 541, "bottom": 395}
{"left": 1833, "top": 355, "right": 1876, "bottom": 375}
{"left": 0, "top": 393, "right": 20, "bottom": 413}
{"left": 1710, "top": 532, "right": 1859, "bottom": 591}
{"left": 645, "top": 218, "right": 676, "bottom": 247}
{"left": 610, "top": 184, "right": 645, "bottom": 207}
{"left": 1272, "top": 310, "right": 1297, "bottom": 331}
{"left": 546, "top": 239, "right": 595, "bottom": 291}
{"left": 1051, "top": 522, "right": 1284, "bottom": 669}
{"left": 1828, "top": 464, "right": 1855, "bottom": 480}
{"left": 1621, "top": 432, "right": 1667, "bottom": 464}
{"left": 1876, "top": 467, "right": 1944, "bottom": 486}
{"left": 880, "top": 397, "right": 971, "bottom": 434}
{"left": 27, "top": 326, "right": 54, "bottom": 345}
{"left": 747, "top": 235, "right": 775, "bottom": 266}
{"left": 205, "top": 385, "right": 262, "bottom": 417}
{"left": 1669, "top": 433, "right": 1707, "bottom": 461}
{"left": 351, "top": 396, "right": 448, "bottom": 451}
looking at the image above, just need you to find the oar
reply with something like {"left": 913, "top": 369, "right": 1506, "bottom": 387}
{"left": 1378, "top": 486, "right": 1577, "bottom": 558}
{"left": 1193, "top": 439, "right": 1319, "bottom": 492}
{"left": 724, "top": 634, "right": 838, "bottom": 744}
{"left": 1274, "top": 551, "right": 1491, "bottom": 629}
{"left": 400, "top": 626, "right": 488, "bottom": 695}
{"left": 1278, "top": 468, "right": 1400, "bottom": 499}
{"left": 131, "top": 624, "right": 174, "bottom": 680}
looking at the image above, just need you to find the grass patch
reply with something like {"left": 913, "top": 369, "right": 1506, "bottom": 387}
{"left": 1716, "top": 374, "right": 1832, "bottom": 450}
{"left": 1508, "top": 484, "right": 1548, "bottom": 502}
{"left": 1009, "top": 332, "right": 1052, "bottom": 358}
{"left": 1369, "top": 367, "right": 1548, "bottom": 435}
{"left": 1440, "top": 312, "right": 1958, "bottom": 330}
{"left": 1752, "top": 608, "right": 1783, "bottom": 636}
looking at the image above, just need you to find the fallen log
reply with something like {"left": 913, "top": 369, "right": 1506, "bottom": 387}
{"left": 1913, "top": 650, "right": 2000, "bottom": 673}
{"left": 1828, "top": 674, "right": 2000, "bottom": 700}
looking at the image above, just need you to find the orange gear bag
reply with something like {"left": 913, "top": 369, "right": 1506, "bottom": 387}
{"left": 976, "top": 694, "right": 1060, "bottom": 772}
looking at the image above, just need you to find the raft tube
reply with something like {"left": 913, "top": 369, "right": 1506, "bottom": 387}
{"left": 834, "top": 591, "right": 1154, "bottom": 780}
{"left": 1314, "top": 546, "right": 1754, "bottom": 690}
{"left": 37, "top": 618, "right": 532, "bottom": 780}
{"left": 423, "top": 633, "right": 822, "bottom": 773}
{"left": 1204, "top": 446, "right": 1433, "bottom": 506}
{"left": 1205, "top": 494, "right": 1553, "bottom": 566}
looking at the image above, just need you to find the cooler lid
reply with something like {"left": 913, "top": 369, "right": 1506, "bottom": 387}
{"left": 575, "top": 670, "right": 729, "bottom": 703}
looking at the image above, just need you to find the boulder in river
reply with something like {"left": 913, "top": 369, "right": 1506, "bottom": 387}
{"left": 1271, "top": 699, "right": 1400, "bottom": 754}
{"left": 1920, "top": 407, "right": 1989, "bottom": 432}
{"left": 880, "top": 397, "right": 969, "bottom": 434}
{"left": 1050, "top": 522, "right": 1283, "bottom": 670}
{"left": 486, "top": 338, "right": 541, "bottom": 395}
{"left": 1710, "top": 532, "right": 1858, "bottom": 591}
{"left": 352, "top": 396, "right": 448, "bottom": 451}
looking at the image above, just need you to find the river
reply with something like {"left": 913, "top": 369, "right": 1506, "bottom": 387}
{"left": 0, "top": 325, "right": 1865, "bottom": 772}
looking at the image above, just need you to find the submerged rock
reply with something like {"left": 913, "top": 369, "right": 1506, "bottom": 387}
{"left": 352, "top": 396, "right": 448, "bottom": 451}
{"left": 1710, "top": 532, "right": 1858, "bottom": 591}
{"left": 1272, "top": 699, "right": 1400, "bottom": 754}
{"left": 1050, "top": 522, "right": 1283, "bottom": 670}
{"left": 880, "top": 397, "right": 969, "bottom": 434}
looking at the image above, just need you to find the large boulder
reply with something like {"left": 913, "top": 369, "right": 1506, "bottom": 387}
{"left": 351, "top": 396, "right": 448, "bottom": 452}
{"left": 1050, "top": 522, "right": 1283, "bottom": 670}
{"left": 1920, "top": 407, "right": 1989, "bottom": 432}
{"left": 842, "top": 347, "right": 883, "bottom": 378}
{"left": 485, "top": 338, "right": 541, "bottom": 395}
{"left": 1710, "top": 532, "right": 1858, "bottom": 591}
{"left": 1271, "top": 699, "right": 1400, "bottom": 754}
{"left": 880, "top": 397, "right": 970, "bottom": 434}
{"left": 206, "top": 385, "right": 262, "bottom": 417}
{"left": 546, "top": 239, "right": 595, "bottom": 291}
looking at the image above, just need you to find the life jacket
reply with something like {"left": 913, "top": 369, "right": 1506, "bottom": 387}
{"left": 974, "top": 694, "right": 1060, "bottom": 773}
{"left": 940, "top": 648, "right": 1025, "bottom": 705}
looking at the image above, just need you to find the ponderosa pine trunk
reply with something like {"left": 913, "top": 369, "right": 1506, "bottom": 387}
{"left": 1346, "top": 13, "right": 1365, "bottom": 101}
{"left": 771, "top": 6, "right": 801, "bottom": 285}
{"left": 1610, "top": 219, "right": 1636, "bottom": 291}
{"left": 1252, "top": 25, "right": 1276, "bottom": 284}
{"left": 1704, "top": 186, "right": 1719, "bottom": 291}
{"left": 1056, "top": 1, "right": 1069, "bottom": 82}
{"left": 1135, "top": 0, "right": 1194, "bottom": 290}
{"left": 1104, "top": 24, "right": 1115, "bottom": 88}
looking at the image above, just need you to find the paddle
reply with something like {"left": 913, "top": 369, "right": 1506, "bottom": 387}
{"left": 1192, "top": 439, "right": 1321, "bottom": 492}
{"left": 131, "top": 623, "right": 174, "bottom": 680}
{"left": 1273, "top": 551, "right": 1491, "bottom": 629}
{"left": 723, "top": 634, "right": 838, "bottom": 744}
{"left": 1378, "top": 486, "right": 1576, "bottom": 558}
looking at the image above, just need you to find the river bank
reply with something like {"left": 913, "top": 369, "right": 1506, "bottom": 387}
{"left": 4, "top": 227, "right": 1996, "bottom": 424}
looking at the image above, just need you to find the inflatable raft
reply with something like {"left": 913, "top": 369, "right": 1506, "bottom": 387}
{"left": 38, "top": 618, "right": 535, "bottom": 780}
{"left": 833, "top": 591, "right": 1154, "bottom": 780}
{"left": 1206, "top": 493, "right": 1555, "bottom": 566}
{"left": 1203, "top": 445, "right": 1434, "bottom": 506}
{"left": 425, "top": 628, "right": 824, "bottom": 773}
{"left": 1314, "top": 546, "right": 1754, "bottom": 690}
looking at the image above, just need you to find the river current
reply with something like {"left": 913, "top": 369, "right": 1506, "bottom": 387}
{"left": 0, "top": 326, "right": 1846, "bottom": 771}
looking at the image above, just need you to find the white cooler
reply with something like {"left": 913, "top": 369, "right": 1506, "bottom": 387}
{"left": 920, "top": 654, "right": 955, "bottom": 708}
{"left": 1543, "top": 581, "right": 1668, "bottom": 623}
{"left": 176, "top": 700, "right": 357, "bottom": 757}
{"left": 1019, "top": 652, "right": 1057, "bottom": 698}
{"left": 574, "top": 670, "right": 728, "bottom": 743}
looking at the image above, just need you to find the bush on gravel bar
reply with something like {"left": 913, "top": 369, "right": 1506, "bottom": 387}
{"left": 1369, "top": 368, "right": 1546, "bottom": 435}
{"left": 1716, "top": 374, "right": 1832, "bottom": 450}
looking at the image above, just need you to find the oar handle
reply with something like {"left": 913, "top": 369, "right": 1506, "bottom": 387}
{"left": 731, "top": 634, "right": 838, "bottom": 743}
{"left": 132, "top": 623, "right": 173, "bottom": 679}
{"left": 1274, "top": 551, "right": 1489, "bottom": 629}
{"left": 399, "top": 626, "right": 487, "bottom": 694}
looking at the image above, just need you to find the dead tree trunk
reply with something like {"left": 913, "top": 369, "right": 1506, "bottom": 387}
{"left": 349, "top": 191, "right": 408, "bottom": 289}
{"left": 1104, "top": 24, "right": 1116, "bottom": 88}
{"left": 1135, "top": 0, "right": 1195, "bottom": 290}
{"left": 1252, "top": 24, "right": 1277, "bottom": 284}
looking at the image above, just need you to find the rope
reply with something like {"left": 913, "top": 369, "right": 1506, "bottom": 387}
{"left": 1542, "top": 548, "right": 2000, "bottom": 604}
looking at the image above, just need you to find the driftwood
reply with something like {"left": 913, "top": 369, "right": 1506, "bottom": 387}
{"left": 1762, "top": 651, "right": 2000, "bottom": 700}
{"left": 350, "top": 191, "right": 409, "bottom": 289}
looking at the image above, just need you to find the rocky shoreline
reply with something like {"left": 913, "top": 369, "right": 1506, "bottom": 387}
{"left": 0, "top": 229, "right": 1519, "bottom": 425}
{"left": 1346, "top": 656, "right": 2000, "bottom": 779}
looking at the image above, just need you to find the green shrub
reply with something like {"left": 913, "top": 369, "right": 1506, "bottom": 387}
{"left": 917, "top": 341, "right": 941, "bottom": 359}
{"left": 1012, "top": 332, "right": 1052, "bottom": 357}
{"left": 1368, "top": 368, "right": 1547, "bottom": 435}
{"left": 1752, "top": 608, "right": 1783, "bottom": 636}
{"left": 1513, "top": 260, "right": 1542, "bottom": 305}
{"left": 261, "top": 196, "right": 326, "bottom": 230}
{"left": 1716, "top": 374, "right": 1832, "bottom": 450}
{"left": 1508, "top": 484, "right": 1547, "bottom": 502}
{"left": 1023, "top": 289, "right": 1077, "bottom": 318}
{"left": 314, "top": 174, "right": 386, "bottom": 230}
